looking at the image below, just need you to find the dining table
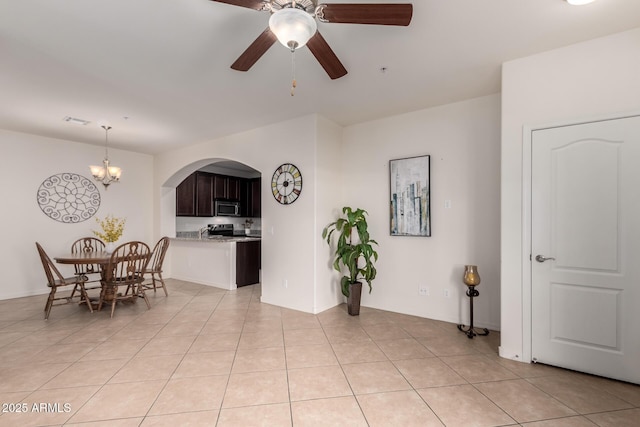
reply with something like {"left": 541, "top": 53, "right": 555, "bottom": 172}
{"left": 54, "top": 250, "right": 131, "bottom": 307}
{"left": 54, "top": 250, "right": 113, "bottom": 266}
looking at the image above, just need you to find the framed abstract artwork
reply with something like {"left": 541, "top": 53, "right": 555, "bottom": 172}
{"left": 389, "top": 155, "right": 431, "bottom": 237}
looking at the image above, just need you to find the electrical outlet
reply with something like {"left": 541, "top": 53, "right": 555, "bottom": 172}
{"left": 282, "top": 279, "right": 288, "bottom": 288}
{"left": 419, "top": 286, "right": 429, "bottom": 296}
{"left": 444, "top": 199, "right": 452, "bottom": 209}
{"left": 443, "top": 288, "right": 450, "bottom": 298}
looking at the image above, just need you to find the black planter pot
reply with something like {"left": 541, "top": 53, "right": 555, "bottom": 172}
{"left": 347, "top": 282, "right": 362, "bottom": 316}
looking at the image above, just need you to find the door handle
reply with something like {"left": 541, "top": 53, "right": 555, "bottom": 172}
{"left": 535, "top": 255, "right": 556, "bottom": 263}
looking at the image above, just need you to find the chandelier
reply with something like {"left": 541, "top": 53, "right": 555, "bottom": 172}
{"left": 89, "top": 125, "right": 122, "bottom": 189}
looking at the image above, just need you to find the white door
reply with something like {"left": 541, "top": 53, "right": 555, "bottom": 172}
{"left": 531, "top": 115, "right": 640, "bottom": 384}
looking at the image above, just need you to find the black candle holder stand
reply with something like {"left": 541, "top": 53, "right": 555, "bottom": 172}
{"left": 457, "top": 285, "right": 489, "bottom": 339}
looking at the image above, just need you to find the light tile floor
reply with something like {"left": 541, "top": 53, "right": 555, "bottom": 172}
{"left": 0, "top": 279, "right": 639, "bottom": 426}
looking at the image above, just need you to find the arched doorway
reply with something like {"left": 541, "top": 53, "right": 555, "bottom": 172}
{"left": 174, "top": 160, "right": 261, "bottom": 237}
{"left": 160, "top": 158, "right": 262, "bottom": 290}
{"left": 160, "top": 159, "right": 261, "bottom": 236}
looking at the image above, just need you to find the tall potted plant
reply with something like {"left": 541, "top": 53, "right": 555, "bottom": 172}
{"left": 322, "top": 207, "right": 378, "bottom": 315}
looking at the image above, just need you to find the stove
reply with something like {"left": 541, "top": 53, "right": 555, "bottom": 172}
{"left": 207, "top": 223, "right": 234, "bottom": 237}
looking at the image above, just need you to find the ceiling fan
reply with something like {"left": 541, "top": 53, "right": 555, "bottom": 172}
{"left": 211, "top": 0, "right": 413, "bottom": 80}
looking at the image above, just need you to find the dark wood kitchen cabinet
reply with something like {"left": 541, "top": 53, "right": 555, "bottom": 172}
{"left": 236, "top": 240, "right": 261, "bottom": 287}
{"left": 176, "top": 172, "right": 214, "bottom": 217}
{"left": 195, "top": 172, "right": 214, "bottom": 216}
{"left": 250, "top": 178, "right": 261, "bottom": 217}
{"left": 213, "top": 175, "right": 240, "bottom": 201}
{"left": 213, "top": 175, "right": 226, "bottom": 200}
{"left": 240, "top": 179, "right": 250, "bottom": 217}
{"left": 239, "top": 177, "right": 261, "bottom": 218}
{"left": 176, "top": 173, "right": 196, "bottom": 216}
{"left": 228, "top": 177, "right": 240, "bottom": 200}
{"left": 177, "top": 171, "right": 253, "bottom": 217}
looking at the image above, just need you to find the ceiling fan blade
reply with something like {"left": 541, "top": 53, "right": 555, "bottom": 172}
{"left": 317, "top": 3, "right": 413, "bottom": 26}
{"left": 306, "top": 32, "right": 347, "bottom": 80}
{"left": 230, "top": 28, "right": 277, "bottom": 72}
{"left": 209, "top": 0, "right": 266, "bottom": 10}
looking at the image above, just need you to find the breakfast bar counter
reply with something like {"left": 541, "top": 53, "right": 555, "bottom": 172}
{"left": 170, "top": 235, "right": 261, "bottom": 290}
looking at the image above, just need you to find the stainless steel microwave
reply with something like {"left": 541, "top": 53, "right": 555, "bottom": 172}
{"left": 214, "top": 200, "right": 241, "bottom": 217}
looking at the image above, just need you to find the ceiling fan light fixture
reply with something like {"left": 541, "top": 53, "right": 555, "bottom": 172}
{"left": 269, "top": 7, "right": 317, "bottom": 51}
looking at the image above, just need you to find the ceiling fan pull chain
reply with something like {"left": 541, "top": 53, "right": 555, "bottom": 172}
{"left": 291, "top": 49, "right": 297, "bottom": 97}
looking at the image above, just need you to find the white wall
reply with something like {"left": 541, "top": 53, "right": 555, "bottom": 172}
{"left": 155, "top": 97, "right": 502, "bottom": 323}
{"left": 154, "top": 115, "right": 340, "bottom": 314}
{"left": 1, "top": 81, "right": 500, "bottom": 328}
{"left": 342, "top": 94, "right": 501, "bottom": 329}
{"left": 501, "top": 28, "right": 640, "bottom": 360}
{"left": 0, "top": 129, "right": 154, "bottom": 300}
{"left": 314, "top": 116, "right": 346, "bottom": 313}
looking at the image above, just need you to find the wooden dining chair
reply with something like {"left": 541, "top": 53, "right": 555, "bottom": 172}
{"left": 36, "top": 242, "right": 94, "bottom": 319}
{"left": 98, "top": 241, "right": 151, "bottom": 318}
{"left": 70, "top": 237, "right": 105, "bottom": 298}
{"left": 141, "top": 236, "right": 170, "bottom": 296}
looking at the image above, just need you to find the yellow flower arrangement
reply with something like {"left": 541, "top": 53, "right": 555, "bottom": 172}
{"left": 93, "top": 215, "right": 126, "bottom": 243}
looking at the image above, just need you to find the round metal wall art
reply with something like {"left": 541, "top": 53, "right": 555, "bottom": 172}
{"left": 37, "top": 173, "right": 101, "bottom": 223}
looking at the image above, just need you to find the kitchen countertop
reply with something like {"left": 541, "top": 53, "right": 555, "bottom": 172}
{"left": 172, "top": 232, "right": 261, "bottom": 243}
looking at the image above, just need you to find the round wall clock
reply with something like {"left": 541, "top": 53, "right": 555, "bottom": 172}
{"left": 271, "top": 163, "right": 302, "bottom": 205}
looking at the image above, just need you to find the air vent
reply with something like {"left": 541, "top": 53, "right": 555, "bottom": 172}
{"left": 63, "top": 116, "right": 90, "bottom": 126}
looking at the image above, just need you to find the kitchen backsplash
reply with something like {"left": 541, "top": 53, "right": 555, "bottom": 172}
{"left": 176, "top": 217, "right": 261, "bottom": 234}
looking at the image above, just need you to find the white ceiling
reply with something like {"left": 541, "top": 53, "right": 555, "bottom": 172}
{"left": 1, "top": 0, "right": 639, "bottom": 154}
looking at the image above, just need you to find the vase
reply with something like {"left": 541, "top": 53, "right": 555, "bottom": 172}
{"left": 105, "top": 241, "right": 116, "bottom": 254}
{"left": 347, "top": 282, "right": 362, "bottom": 316}
{"left": 463, "top": 265, "right": 481, "bottom": 287}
